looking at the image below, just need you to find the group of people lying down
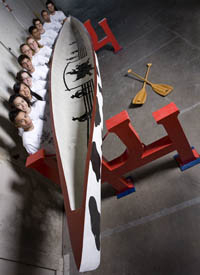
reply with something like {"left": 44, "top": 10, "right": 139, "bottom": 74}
{"left": 9, "top": 1, "right": 67, "bottom": 155}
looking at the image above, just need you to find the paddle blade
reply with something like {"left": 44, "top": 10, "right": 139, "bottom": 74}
{"left": 151, "top": 83, "right": 173, "bottom": 96}
{"left": 132, "top": 88, "right": 147, "bottom": 104}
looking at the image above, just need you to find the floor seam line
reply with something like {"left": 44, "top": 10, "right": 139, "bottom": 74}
{"left": 102, "top": 196, "right": 200, "bottom": 238}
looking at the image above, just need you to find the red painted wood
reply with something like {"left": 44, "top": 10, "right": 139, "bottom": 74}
{"left": 26, "top": 149, "right": 60, "bottom": 185}
{"left": 25, "top": 102, "right": 199, "bottom": 196}
{"left": 84, "top": 18, "right": 122, "bottom": 53}
{"left": 102, "top": 102, "right": 199, "bottom": 189}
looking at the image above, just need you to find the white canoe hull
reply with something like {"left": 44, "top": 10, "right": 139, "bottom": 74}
{"left": 50, "top": 16, "right": 103, "bottom": 271}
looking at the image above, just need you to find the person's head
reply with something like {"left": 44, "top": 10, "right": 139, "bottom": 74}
{"left": 19, "top": 44, "right": 33, "bottom": 59}
{"left": 41, "top": 10, "right": 50, "bottom": 22}
{"left": 46, "top": 1, "right": 57, "bottom": 13}
{"left": 33, "top": 18, "right": 43, "bottom": 32}
{"left": 16, "top": 70, "right": 32, "bottom": 87}
{"left": 28, "top": 25, "right": 41, "bottom": 40}
{"left": 13, "top": 82, "right": 32, "bottom": 101}
{"left": 17, "top": 55, "right": 34, "bottom": 72}
{"left": 9, "top": 94, "right": 31, "bottom": 113}
{"left": 26, "top": 37, "right": 42, "bottom": 52}
{"left": 9, "top": 109, "right": 33, "bottom": 130}
{"left": 13, "top": 80, "right": 43, "bottom": 101}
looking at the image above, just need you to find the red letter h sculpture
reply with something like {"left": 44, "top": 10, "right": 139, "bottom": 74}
{"left": 102, "top": 102, "right": 200, "bottom": 198}
{"left": 84, "top": 18, "right": 122, "bottom": 53}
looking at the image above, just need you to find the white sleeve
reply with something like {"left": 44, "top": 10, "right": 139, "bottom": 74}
{"left": 18, "top": 128, "right": 23, "bottom": 137}
{"left": 33, "top": 54, "right": 49, "bottom": 66}
{"left": 59, "top": 11, "right": 67, "bottom": 20}
{"left": 23, "top": 138, "right": 40, "bottom": 155}
{"left": 46, "top": 30, "right": 58, "bottom": 41}
{"left": 38, "top": 101, "right": 47, "bottom": 120}
{"left": 36, "top": 88, "right": 47, "bottom": 100}
{"left": 40, "top": 65, "right": 49, "bottom": 80}
{"left": 38, "top": 46, "right": 52, "bottom": 60}
{"left": 55, "top": 21, "right": 62, "bottom": 31}
{"left": 39, "top": 55, "right": 49, "bottom": 65}
{"left": 41, "top": 37, "right": 53, "bottom": 48}
{"left": 32, "top": 79, "right": 47, "bottom": 93}
{"left": 45, "top": 46, "right": 52, "bottom": 57}
{"left": 45, "top": 36, "right": 54, "bottom": 47}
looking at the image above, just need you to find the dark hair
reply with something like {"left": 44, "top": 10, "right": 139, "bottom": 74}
{"left": 30, "top": 91, "right": 43, "bottom": 101}
{"left": 28, "top": 25, "right": 37, "bottom": 35}
{"left": 16, "top": 70, "right": 31, "bottom": 82}
{"left": 46, "top": 0, "right": 58, "bottom": 10}
{"left": 32, "top": 18, "right": 42, "bottom": 26}
{"left": 13, "top": 81, "right": 43, "bottom": 101}
{"left": 9, "top": 94, "right": 31, "bottom": 108}
{"left": 41, "top": 10, "right": 48, "bottom": 17}
{"left": 19, "top": 43, "right": 27, "bottom": 53}
{"left": 9, "top": 109, "right": 23, "bottom": 124}
{"left": 13, "top": 82, "right": 23, "bottom": 93}
{"left": 17, "top": 54, "right": 30, "bottom": 66}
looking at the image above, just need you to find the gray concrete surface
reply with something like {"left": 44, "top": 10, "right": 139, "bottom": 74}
{"left": 0, "top": 1, "right": 64, "bottom": 274}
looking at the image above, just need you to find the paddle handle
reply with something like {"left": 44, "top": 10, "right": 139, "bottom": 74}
{"left": 128, "top": 69, "right": 152, "bottom": 86}
{"left": 143, "top": 63, "right": 152, "bottom": 88}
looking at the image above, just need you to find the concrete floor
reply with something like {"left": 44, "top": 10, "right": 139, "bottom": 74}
{"left": 63, "top": 1, "right": 200, "bottom": 274}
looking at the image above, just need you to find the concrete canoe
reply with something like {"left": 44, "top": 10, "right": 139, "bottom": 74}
{"left": 50, "top": 16, "right": 103, "bottom": 272}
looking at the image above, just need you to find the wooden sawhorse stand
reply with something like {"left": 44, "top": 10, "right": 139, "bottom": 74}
{"left": 101, "top": 102, "right": 200, "bottom": 197}
{"left": 84, "top": 18, "right": 122, "bottom": 53}
{"left": 26, "top": 102, "right": 200, "bottom": 199}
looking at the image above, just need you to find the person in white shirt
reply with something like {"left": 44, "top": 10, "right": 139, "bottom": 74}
{"left": 9, "top": 94, "right": 45, "bottom": 137}
{"left": 41, "top": 10, "right": 62, "bottom": 33}
{"left": 19, "top": 44, "right": 33, "bottom": 59}
{"left": 28, "top": 25, "right": 53, "bottom": 48}
{"left": 9, "top": 110, "right": 55, "bottom": 155}
{"left": 22, "top": 118, "right": 55, "bottom": 155}
{"left": 17, "top": 55, "right": 49, "bottom": 82}
{"left": 9, "top": 94, "right": 48, "bottom": 121}
{"left": 26, "top": 37, "right": 52, "bottom": 61}
{"left": 9, "top": 94, "right": 47, "bottom": 137}
{"left": 33, "top": 18, "right": 58, "bottom": 44}
{"left": 31, "top": 64, "right": 49, "bottom": 83}
{"left": 46, "top": 0, "right": 67, "bottom": 24}
{"left": 20, "top": 43, "right": 48, "bottom": 67}
{"left": 13, "top": 81, "right": 46, "bottom": 102}
{"left": 16, "top": 70, "right": 47, "bottom": 94}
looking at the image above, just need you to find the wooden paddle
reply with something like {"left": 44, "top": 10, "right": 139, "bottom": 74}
{"left": 127, "top": 69, "right": 173, "bottom": 96}
{"left": 132, "top": 63, "right": 152, "bottom": 104}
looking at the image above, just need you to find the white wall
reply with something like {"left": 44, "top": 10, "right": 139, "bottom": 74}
{"left": 0, "top": 1, "right": 64, "bottom": 274}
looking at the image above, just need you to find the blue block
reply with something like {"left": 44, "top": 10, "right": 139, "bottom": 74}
{"left": 117, "top": 187, "right": 136, "bottom": 199}
{"left": 174, "top": 147, "right": 200, "bottom": 171}
{"left": 178, "top": 157, "right": 200, "bottom": 171}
